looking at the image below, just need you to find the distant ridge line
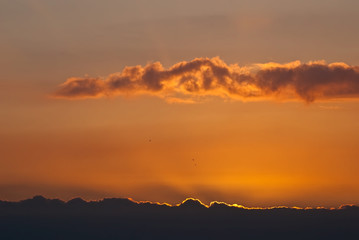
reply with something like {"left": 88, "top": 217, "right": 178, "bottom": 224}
{"left": 0, "top": 195, "right": 358, "bottom": 211}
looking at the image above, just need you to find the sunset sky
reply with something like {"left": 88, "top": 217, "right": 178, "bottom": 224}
{"left": 1, "top": 0, "right": 359, "bottom": 208}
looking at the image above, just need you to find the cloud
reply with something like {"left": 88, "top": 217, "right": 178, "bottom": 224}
{"left": 53, "top": 57, "right": 359, "bottom": 103}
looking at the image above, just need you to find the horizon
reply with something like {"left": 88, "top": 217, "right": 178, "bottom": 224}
{"left": 2, "top": 195, "right": 358, "bottom": 210}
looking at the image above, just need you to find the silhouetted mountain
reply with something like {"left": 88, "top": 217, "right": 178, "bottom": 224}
{"left": 67, "top": 197, "right": 86, "bottom": 206}
{"left": 0, "top": 196, "right": 358, "bottom": 239}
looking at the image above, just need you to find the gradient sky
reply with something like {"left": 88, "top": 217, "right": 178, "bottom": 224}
{"left": 1, "top": 0, "right": 359, "bottom": 207}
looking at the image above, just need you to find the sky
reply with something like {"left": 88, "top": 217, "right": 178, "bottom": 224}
{"left": 1, "top": 0, "right": 359, "bottom": 207}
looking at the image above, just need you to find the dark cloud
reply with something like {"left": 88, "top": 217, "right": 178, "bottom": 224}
{"left": 256, "top": 62, "right": 359, "bottom": 102}
{"left": 53, "top": 58, "right": 359, "bottom": 103}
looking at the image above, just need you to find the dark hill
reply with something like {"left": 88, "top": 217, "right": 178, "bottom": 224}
{"left": 0, "top": 196, "right": 358, "bottom": 240}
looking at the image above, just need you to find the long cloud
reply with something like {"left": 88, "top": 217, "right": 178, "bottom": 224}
{"left": 53, "top": 57, "right": 359, "bottom": 103}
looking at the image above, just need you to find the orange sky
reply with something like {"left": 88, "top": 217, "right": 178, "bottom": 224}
{"left": 1, "top": 0, "right": 359, "bottom": 207}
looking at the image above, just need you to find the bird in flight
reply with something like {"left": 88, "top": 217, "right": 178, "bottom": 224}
{"left": 192, "top": 158, "right": 198, "bottom": 167}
